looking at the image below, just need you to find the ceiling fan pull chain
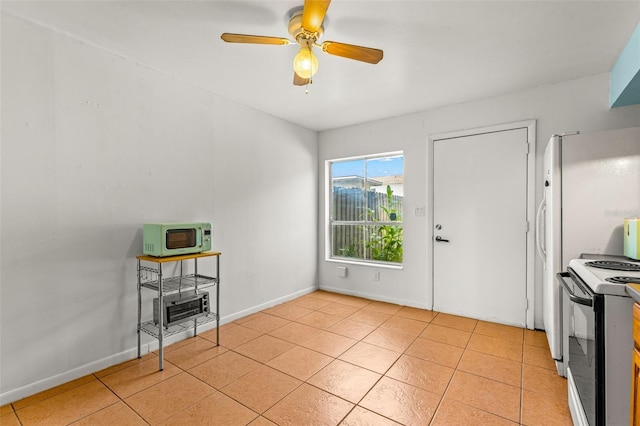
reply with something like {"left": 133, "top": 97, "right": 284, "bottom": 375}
{"left": 305, "top": 76, "right": 313, "bottom": 94}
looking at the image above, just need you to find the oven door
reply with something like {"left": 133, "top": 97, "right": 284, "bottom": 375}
{"left": 558, "top": 269, "right": 604, "bottom": 426}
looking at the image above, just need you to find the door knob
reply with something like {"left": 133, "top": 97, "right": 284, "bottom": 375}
{"left": 435, "top": 236, "right": 450, "bottom": 243}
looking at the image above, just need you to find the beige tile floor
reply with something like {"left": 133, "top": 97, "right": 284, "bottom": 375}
{"left": 1, "top": 291, "right": 573, "bottom": 425}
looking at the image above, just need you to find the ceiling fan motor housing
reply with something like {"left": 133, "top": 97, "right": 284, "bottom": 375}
{"left": 288, "top": 8, "right": 323, "bottom": 43}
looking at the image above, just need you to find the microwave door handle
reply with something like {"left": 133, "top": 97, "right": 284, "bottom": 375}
{"left": 557, "top": 272, "right": 593, "bottom": 306}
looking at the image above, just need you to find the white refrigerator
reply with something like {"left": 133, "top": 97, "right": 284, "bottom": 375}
{"left": 536, "top": 127, "right": 640, "bottom": 376}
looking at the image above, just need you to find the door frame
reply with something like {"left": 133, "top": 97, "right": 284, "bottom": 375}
{"left": 427, "top": 120, "right": 536, "bottom": 329}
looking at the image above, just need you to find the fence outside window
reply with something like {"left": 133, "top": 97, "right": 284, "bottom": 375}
{"left": 328, "top": 152, "right": 404, "bottom": 265}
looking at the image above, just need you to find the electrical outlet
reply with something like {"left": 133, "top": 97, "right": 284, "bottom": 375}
{"left": 414, "top": 206, "right": 425, "bottom": 216}
{"left": 337, "top": 266, "right": 348, "bottom": 278}
{"left": 373, "top": 271, "right": 380, "bottom": 281}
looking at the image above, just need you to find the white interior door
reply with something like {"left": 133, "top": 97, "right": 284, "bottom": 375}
{"left": 433, "top": 128, "right": 528, "bottom": 327}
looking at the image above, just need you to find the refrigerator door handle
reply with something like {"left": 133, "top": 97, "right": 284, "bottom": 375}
{"left": 535, "top": 194, "right": 546, "bottom": 268}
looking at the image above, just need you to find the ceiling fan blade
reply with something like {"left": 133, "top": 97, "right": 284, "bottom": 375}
{"left": 302, "top": 0, "right": 331, "bottom": 33}
{"left": 321, "top": 41, "right": 383, "bottom": 64}
{"left": 221, "top": 33, "right": 290, "bottom": 45}
{"left": 293, "top": 72, "right": 309, "bottom": 86}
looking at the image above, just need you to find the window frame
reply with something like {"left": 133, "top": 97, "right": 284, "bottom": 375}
{"left": 325, "top": 151, "right": 404, "bottom": 268}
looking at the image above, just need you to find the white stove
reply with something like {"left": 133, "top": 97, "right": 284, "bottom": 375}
{"left": 569, "top": 258, "right": 640, "bottom": 296}
{"left": 562, "top": 256, "right": 638, "bottom": 425}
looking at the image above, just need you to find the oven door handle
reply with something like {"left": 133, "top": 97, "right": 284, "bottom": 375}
{"left": 557, "top": 272, "right": 593, "bottom": 307}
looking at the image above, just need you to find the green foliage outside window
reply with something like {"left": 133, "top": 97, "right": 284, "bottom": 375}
{"left": 366, "top": 185, "right": 403, "bottom": 262}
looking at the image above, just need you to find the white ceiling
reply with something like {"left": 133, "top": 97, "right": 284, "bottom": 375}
{"left": 3, "top": 1, "right": 639, "bottom": 131}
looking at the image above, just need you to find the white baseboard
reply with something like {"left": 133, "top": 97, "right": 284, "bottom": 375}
{"left": 0, "top": 348, "right": 138, "bottom": 406}
{"left": 317, "top": 285, "right": 429, "bottom": 310}
{"left": 219, "top": 285, "right": 318, "bottom": 324}
{"left": 0, "top": 285, "right": 318, "bottom": 406}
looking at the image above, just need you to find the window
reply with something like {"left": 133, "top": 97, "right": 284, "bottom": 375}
{"left": 328, "top": 152, "right": 404, "bottom": 265}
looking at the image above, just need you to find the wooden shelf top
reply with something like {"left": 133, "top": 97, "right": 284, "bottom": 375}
{"left": 627, "top": 283, "right": 640, "bottom": 304}
{"left": 136, "top": 251, "right": 221, "bottom": 263}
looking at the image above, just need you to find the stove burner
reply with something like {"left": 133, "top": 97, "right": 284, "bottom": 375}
{"left": 605, "top": 276, "right": 640, "bottom": 285}
{"left": 585, "top": 260, "right": 640, "bottom": 272}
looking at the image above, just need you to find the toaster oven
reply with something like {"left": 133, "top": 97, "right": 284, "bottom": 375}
{"left": 153, "top": 290, "right": 210, "bottom": 328}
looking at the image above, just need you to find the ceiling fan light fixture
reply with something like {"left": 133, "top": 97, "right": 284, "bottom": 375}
{"left": 220, "top": 0, "right": 383, "bottom": 86}
{"left": 293, "top": 45, "right": 318, "bottom": 79}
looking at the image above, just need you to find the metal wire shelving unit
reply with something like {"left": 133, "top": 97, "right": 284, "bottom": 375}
{"left": 136, "top": 252, "right": 221, "bottom": 371}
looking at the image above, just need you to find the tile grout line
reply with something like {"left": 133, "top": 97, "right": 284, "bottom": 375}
{"left": 140, "top": 309, "right": 522, "bottom": 425}
{"left": 218, "top": 299, "right": 421, "bottom": 424}
{"left": 427, "top": 316, "right": 476, "bottom": 425}
{"left": 4, "top": 293, "right": 565, "bottom": 425}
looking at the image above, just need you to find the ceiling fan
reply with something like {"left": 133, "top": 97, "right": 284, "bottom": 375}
{"left": 220, "top": 0, "right": 383, "bottom": 87}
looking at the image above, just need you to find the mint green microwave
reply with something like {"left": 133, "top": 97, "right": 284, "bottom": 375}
{"left": 143, "top": 222, "right": 212, "bottom": 257}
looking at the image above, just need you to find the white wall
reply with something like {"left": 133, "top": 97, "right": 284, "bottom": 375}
{"left": 0, "top": 13, "right": 318, "bottom": 403}
{"left": 318, "top": 73, "right": 640, "bottom": 323}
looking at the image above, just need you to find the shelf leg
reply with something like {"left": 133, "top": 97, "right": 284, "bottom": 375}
{"left": 194, "top": 258, "right": 198, "bottom": 337}
{"left": 158, "top": 263, "right": 164, "bottom": 371}
{"left": 217, "top": 255, "right": 220, "bottom": 346}
{"left": 137, "top": 259, "right": 141, "bottom": 358}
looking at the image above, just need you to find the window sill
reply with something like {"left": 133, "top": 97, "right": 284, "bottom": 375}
{"left": 325, "top": 257, "right": 404, "bottom": 270}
